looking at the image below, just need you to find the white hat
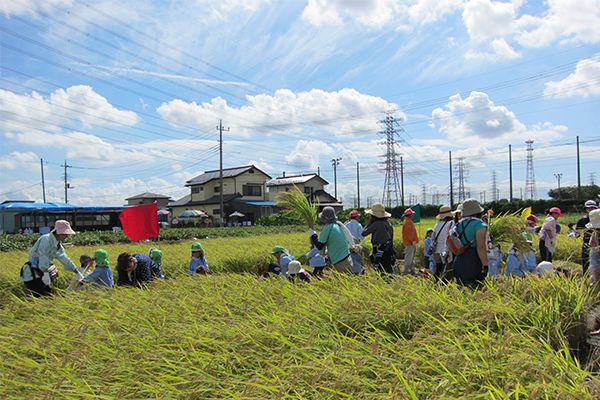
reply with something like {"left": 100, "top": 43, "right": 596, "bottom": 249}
{"left": 365, "top": 203, "right": 391, "bottom": 218}
{"left": 51, "top": 220, "right": 76, "bottom": 235}
{"left": 585, "top": 199, "right": 598, "bottom": 208}
{"left": 288, "top": 260, "right": 304, "bottom": 275}
{"left": 461, "top": 198, "right": 484, "bottom": 217}
{"left": 586, "top": 209, "right": 600, "bottom": 229}
{"left": 536, "top": 261, "right": 554, "bottom": 277}
{"left": 436, "top": 205, "right": 453, "bottom": 220}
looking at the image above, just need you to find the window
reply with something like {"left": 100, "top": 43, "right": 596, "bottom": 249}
{"left": 214, "top": 186, "right": 221, "bottom": 193}
{"left": 213, "top": 208, "right": 221, "bottom": 215}
{"left": 304, "top": 186, "right": 312, "bottom": 195}
{"left": 243, "top": 184, "right": 262, "bottom": 196}
{"left": 191, "top": 187, "right": 200, "bottom": 194}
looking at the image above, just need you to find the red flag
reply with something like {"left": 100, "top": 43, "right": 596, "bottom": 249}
{"left": 119, "top": 203, "right": 160, "bottom": 242}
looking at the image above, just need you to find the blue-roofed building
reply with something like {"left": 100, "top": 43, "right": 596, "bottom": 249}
{"left": 0, "top": 200, "right": 125, "bottom": 234}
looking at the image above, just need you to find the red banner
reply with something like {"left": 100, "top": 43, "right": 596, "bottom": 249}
{"left": 119, "top": 203, "right": 160, "bottom": 242}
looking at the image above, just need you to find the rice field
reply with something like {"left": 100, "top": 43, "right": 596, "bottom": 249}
{"left": 0, "top": 222, "right": 598, "bottom": 398}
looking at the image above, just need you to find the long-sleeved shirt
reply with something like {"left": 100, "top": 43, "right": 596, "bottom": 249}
{"left": 540, "top": 216, "right": 557, "bottom": 252}
{"left": 21, "top": 233, "right": 77, "bottom": 282}
{"left": 83, "top": 266, "right": 113, "bottom": 288}
{"left": 117, "top": 253, "right": 154, "bottom": 286}
{"left": 505, "top": 249, "right": 537, "bottom": 277}
{"left": 362, "top": 219, "right": 393, "bottom": 246}
{"left": 344, "top": 220, "right": 363, "bottom": 243}
{"left": 188, "top": 257, "right": 210, "bottom": 275}
{"left": 402, "top": 218, "right": 419, "bottom": 246}
{"left": 306, "top": 247, "right": 327, "bottom": 267}
{"left": 278, "top": 255, "right": 295, "bottom": 277}
{"left": 424, "top": 237, "right": 432, "bottom": 257}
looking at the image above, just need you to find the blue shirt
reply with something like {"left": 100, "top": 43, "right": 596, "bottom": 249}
{"left": 83, "top": 266, "right": 113, "bottom": 288}
{"left": 424, "top": 237, "right": 432, "bottom": 257}
{"left": 22, "top": 233, "right": 77, "bottom": 282}
{"left": 505, "top": 249, "right": 537, "bottom": 277}
{"left": 278, "top": 255, "right": 295, "bottom": 277}
{"left": 306, "top": 247, "right": 327, "bottom": 267}
{"left": 188, "top": 257, "right": 210, "bottom": 275}
{"left": 319, "top": 223, "right": 350, "bottom": 264}
{"left": 344, "top": 220, "right": 363, "bottom": 243}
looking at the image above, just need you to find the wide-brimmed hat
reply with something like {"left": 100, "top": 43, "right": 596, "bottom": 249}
{"left": 319, "top": 206, "right": 337, "bottom": 224}
{"left": 587, "top": 209, "right": 600, "bottom": 229}
{"left": 404, "top": 208, "right": 414, "bottom": 216}
{"left": 52, "top": 220, "right": 76, "bottom": 235}
{"left": 585, "top": 199, "right": 598, "bottom": 209}
{"left": 94, "top": 249, "right": 110, "bottom": 267}
{"left": 191, "top": 242, "right": 204, "bottom": 252}
{"left": 461, "top": 198, "right": 484, "bottom": 217}
{"left": 365, "top": 203, "right": 391, "bottom": 218}
{"left": 436, "top": 205, "right": 453, "bottom": 220}
{"left": 348, "top": 210, "right": 361, "bottom": 219}
{"left": 288, "top": 260, "right": 304, "bottom": 275}
{"left": 536, "top": 261, "right": 554, "bottom": 277}
{"left": 455, "top": 203, "right": 463, "bottom": 214}
{"left": 149, "top": 248, "right": 163, "bottom": 263}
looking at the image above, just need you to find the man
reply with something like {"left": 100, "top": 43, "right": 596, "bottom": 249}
{"left": 576, "top": 200, "right": 598, "bottom": 274}
{"left": 402, "top": 208, "right": 419, "bottom": 274}
{"left": 20, "top": 220, "right": 81, "bottom": 297}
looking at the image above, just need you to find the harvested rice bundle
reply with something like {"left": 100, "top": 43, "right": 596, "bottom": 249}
{"left": 276, "top": 185, "right": 319, "bottom": 229}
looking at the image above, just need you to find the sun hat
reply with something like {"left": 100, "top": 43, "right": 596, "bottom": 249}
{"left": 585, "top": 199, "right": 598, "bottom": 209}
{"left": 271, "top": 245, "right": 286, "bottom": 254}
{"left": 460, "top": 198, "right": 484, "bottom": 217}
{"left": 52, "top": 220, "right": 76, "bottom": 235}
{"left": 348, "top": 210, "right": 361, "bottom": 219}
{"left": 549, "top": 207, "right": 564, "bottom": 217}
{"left": 586, "top": 209, "right": 600, "bottom": 229}
{"left": 526, "top": 214, "right": 538, "bottom": 223}
{"left": 191, "top": 242, "right": 204, "bottom": 252}
{"left": 404, "top": 208, "right": 415, "bottom": 216}
{"left": 536, "top": 261, "right": 554, "bottom": 277}
{"left": 149, "top": 248, "right": 163, "bottom": 264}
{"left": 288, "top": 260, "right": 304, "bottom": 275}
{"left": 436, "top": 205, "right": 453, "bottom": 220}
{"left": 93, "top": 249, "right": 109, "bottom": 267}
{"left": 365, "top": 203, "right": 391, "bottom": 218}
{"left": 522, "top": 232, "right": 534, "bottom": 244}
{"left": 319, "top": 206, "right": 337, "bottom": 224}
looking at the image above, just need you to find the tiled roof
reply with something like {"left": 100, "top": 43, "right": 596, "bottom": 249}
{"left": 266, "top": 173, "right": 328, "bottom": 187}
{"left": 125, "top": 192, "right": 172, "bottom": 200}
{"left": 185, "top": 165, "right": 271, "bottom": 186}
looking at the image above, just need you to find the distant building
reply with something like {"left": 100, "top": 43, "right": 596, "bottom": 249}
{"left": 0, "top": 201, "right": 125, "bottom": 234}
{"left": 125, "top": 192, "right": 172, "bottom": 209}
{"left": 169, "top": 165, "right": 274, "bottom": 225}
{"left": 266, "top": 173, "right": 343, "bottom": 211}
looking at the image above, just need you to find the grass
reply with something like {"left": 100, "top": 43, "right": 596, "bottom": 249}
{"left": 0, "top": 218, "right": 598, "bottom": 398}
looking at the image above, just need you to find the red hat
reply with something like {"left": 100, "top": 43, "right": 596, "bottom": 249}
{"left": 549, "top": 207, "right": 563, "bottom": 216}
{"left": 526, "top": 214, "right": 538, "bottom": 223}
{"left": 348, "top": 210, "right": 361, "bottom": 218}
{"left": 404, "top": 208, "right": 414, "bottom": 216}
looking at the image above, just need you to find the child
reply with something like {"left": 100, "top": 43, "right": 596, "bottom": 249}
{"left": 287, "top": 260, "right": 312, "bottom": 283}
{"left": 270, "top": 245, "right": 294, "bottom": 278}
{"left": 505, "top": 234, "right": 537, "bottom": 278}
{"left": 586, "top": 209, "right": 600, "bottom": 284}
{"left": 82, "top": 249, "right": 113, "bottom": 288}
{"left": 149, "top": 248, "right": 166, "bottom": 279}
{"left": 424, "top": 228, "right": 434, "bottom": 272}
{"left": 567, "top": 223, "right": 578, "bottom": 238}
{"left": 306, "top": 239, "right": 327, "bottom": 277}
{"left": 487, "top": 244, "right": 503, "bottom": 277}
{"left": 188, "top": 242, "right": 210, "bottom": 275}
{"left": 67, "top": 254, "right": 93, "bottom": 291}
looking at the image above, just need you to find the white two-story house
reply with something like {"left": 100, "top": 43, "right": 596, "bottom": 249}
{"left": 266, "top": 173, "right": 343, "bottom": 211}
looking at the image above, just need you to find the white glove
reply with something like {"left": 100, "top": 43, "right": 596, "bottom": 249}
{"left": 42, "top": 272, "right": 52, "bottom": 286}
{"left": 73, "top": 270, "right": 85, "bottom": 281}
{"left": 309, "top": 229, "right": 316, "bottom": 237}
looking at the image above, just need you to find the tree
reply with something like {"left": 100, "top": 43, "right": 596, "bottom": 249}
{"left": 548, "top": 185, "right": 600, "bottom": 200}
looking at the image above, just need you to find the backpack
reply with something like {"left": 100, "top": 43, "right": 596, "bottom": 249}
{"left": 447, "top": 220, "right": 475, "bottom": 255}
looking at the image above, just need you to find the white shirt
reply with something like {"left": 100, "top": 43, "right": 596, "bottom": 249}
{"left": 432, "top": 220, "right": 452, "bottom": 254}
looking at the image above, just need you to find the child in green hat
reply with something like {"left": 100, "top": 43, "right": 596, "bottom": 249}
{"left": 148, "top": 248, "right": 166, "bottom": 279}
{"left": 188, "top": 242, "right": 210, "bottom": 275}
{"left": 82, "top": 249, "right": 114, "bottom": 287}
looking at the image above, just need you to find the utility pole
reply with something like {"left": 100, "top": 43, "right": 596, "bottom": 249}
{"left": 400, "top": 156, "right": 405, "bottom": 207}
{"left": 61, "top": 160, "right": 73, "bottom": 203}
{"left": 449, "top": 151, "right": 454, "bottom": 208}
{"left": 509, "top": 144, "right": 513, "bottom": 202}
{"left": 331, "top": 157, "right": 341, "bottom": 199}
{"left": 217, "top": 119, "right": 229, "bottom": 227}
{"left": 317, "top": 166, "right": 320, "bottom": 176}
{"left": 356, "top": 162, "right": 361, "bottom": 208}
{"left": 554, "top": 172, "right": 563, "bottom": 192}
{"left": 491, "top": 170, "right": 498, "bottom": 202}
{"left": 576, "top": 135, "right": 581, "bottom": 201}
{"left": 40, "top": 158, "right": 46, "bottom": 203}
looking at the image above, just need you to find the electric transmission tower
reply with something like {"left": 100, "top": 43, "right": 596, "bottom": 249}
{"left": 591, "top": 172, "right": 597, "bottom": 186}
{"left": 454, "top": 157, "right": 469, "bottom": 203}
{"left": 421, "top": 184, "right": 427, "bottom": 205}
{"left": 378, "top": 111, "right": 403, "bottom": 208}
{"left": 491, "top": 170, "right": 499, "bottom": 202}
{"left": 525, "top": 139, "right": 537, "bottom": 199}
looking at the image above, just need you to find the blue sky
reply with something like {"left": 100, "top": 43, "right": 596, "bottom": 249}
{"left": 1, "top": 0, "right": 599, "bottom": 207}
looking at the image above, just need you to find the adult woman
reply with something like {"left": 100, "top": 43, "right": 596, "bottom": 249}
{"left": 344, "top": 210, "right": 364, "bottom": 274}
{"left": 362, "top": 203, "right": 395, "bottom": 275}
{"left": 430, "top": 205, "right": 454, "bottom": 280}
{"left": 311, "top": 207, "right": 355, "bottom": 273}
{"left": 20, "top": 220, "right": 81, "bottom": 297}
{"left": 452, "top": 199, "right": 488, "bottom": 286}
{"left": 539, "top": 207, "right": 562, "bottom": 262}
{"left": 116, "top": 252, "right": 155, "bottom": 287}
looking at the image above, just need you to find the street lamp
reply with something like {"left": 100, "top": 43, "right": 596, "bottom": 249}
{"left": 331, "top": 157, "right": 342, "bottom": 199}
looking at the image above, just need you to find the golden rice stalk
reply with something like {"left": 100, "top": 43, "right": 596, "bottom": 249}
{"left": 275, "top": 185, "right": 319, "bottom": 229}
{"left": 488, "top": 211, "right": 529, "bottom": 253}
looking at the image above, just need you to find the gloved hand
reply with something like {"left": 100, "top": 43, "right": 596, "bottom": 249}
{"left": 309, "top": 229, "right": 316, "bottom": 237}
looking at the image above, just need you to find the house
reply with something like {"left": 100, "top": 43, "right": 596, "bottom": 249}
{"left": 169, "top": 165, "right": 274, "bottom": 224}
{"left": 0, "top": 200, "right": 125, "bottom": 234}
{"left": 125, "top": 192, "right": 172, "bottom": 209}
{"left": 266, "top": 173, "right": 343, "bottom": 211}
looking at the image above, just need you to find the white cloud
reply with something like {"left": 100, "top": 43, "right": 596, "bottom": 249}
{"left": 0, "top": 0, "right": 73, "bottom": 16}
{"left": 0, "top": 86, "right": 138, "bottom": 131}
{"left": 465, "top": 38, "right": 520, "bottom": 61}
{"left": 544, "top": 54, "right": 600, "bottom": 98}
{"left": 0, "top": 151, "right": 39, "bottom": 170}
{"left": 285, "top": 140, "right": 333, "bottom": 170}
{"left": 462, "top": 0, "right": 521, "bottom": 43}
{"left": 157, "top": 88, "right": 400, "bottom": 137}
